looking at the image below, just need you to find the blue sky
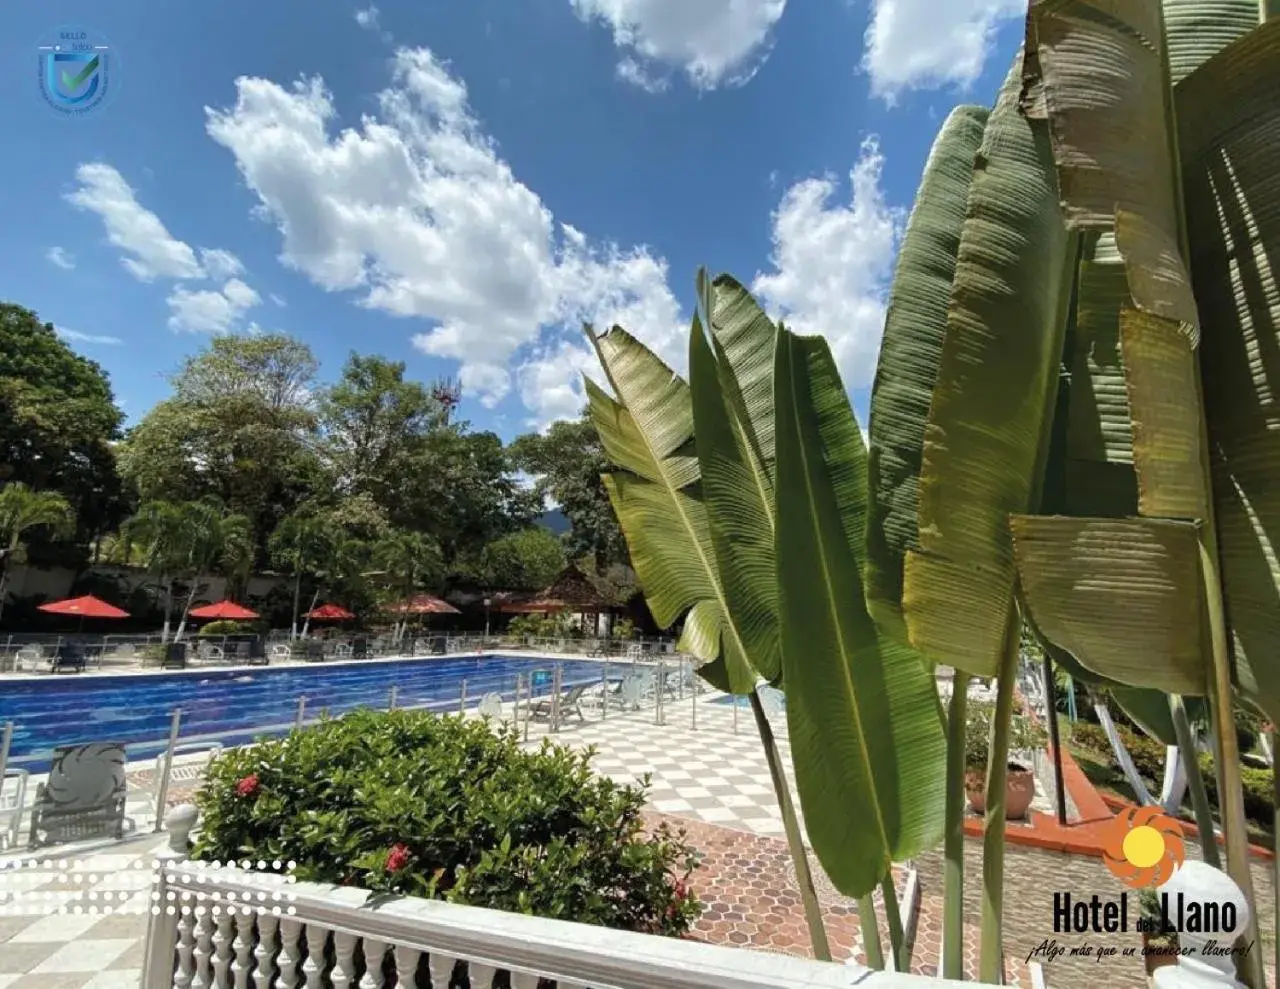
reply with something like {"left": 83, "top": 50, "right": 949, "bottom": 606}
{"left": 0, "top": 0, "right": 1024, "bottom": 438}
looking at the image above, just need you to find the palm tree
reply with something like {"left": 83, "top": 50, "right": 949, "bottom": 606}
{"left": 122, "top": 501, "right": 193, "bottom": 643}
{"left": 298, "top": 536, "right": 366, "bottom": 638}
{"left": 0, "top": 483, "right": 74, "bottom": 625}
{"left": 172, "top": 504, "right": 254, "bottom": 641}
{"left": 373, "top": 529, "right": 443, "bottom": 643}
{"left": 269, "top": 509, "right": 337, "bottom": 641}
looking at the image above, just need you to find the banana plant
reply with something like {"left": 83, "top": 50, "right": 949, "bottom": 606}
{"left": 864, "top": 101, "right": 989, "bottom": 979}
{"left": 587, "top": 275, "right": 949, "bottom": 970}
{"left": 1005, "top": 5, "right": 1280, "bottom": 983}
{"left": 583, "top": 314, "right": 833, "bottom": 961}
{"left": 866, "top": 49, "right": 1077, "bottom": 980}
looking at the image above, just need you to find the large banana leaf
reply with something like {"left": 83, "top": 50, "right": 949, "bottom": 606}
{"left": 1010, "top": 514, "right": 1206, "bottom": 695}
{"left": 1162, "top": 0, "right": 1261, "bottom": 82}
{"left": 585, "top": 328, "right": 755, "bottom": 693}
{"left": 1178, "top": 19, "right": 1280, "bottom": 725}
{"left": 865, "top": 104, "right": 989, "bottom": 634}
{"left": 774, "top": 327, "right": 946, "bottom": 897}
{"left": 901, "top": 55, "right": 1073, "bottom": 676}
{"left": 688, "top": 314, "right": 780, "bottom": 683}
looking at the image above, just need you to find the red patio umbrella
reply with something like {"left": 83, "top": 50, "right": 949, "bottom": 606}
{"left": 383, "top": 594, "right": 459, "bottom": 615}
{"left": 38, "top": 595, "right": 129, "bottom": 619}
{"left": 188, "top": 600, "right": 260, "bottom": 620}
{"left": 304, "top": 603, "right": 355, "bottom": 621}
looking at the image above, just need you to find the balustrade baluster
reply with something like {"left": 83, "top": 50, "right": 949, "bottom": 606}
{"left": 253, "top": 912, "right": 278, "bottom": 989}
{"left": 191, "top": 900, "right": 215, "bottom": 989}
{"left": 173, "top": 894, "right": 197, "bottom": 989}
{"left": 275, "top": 918, "right": 304, "bottom": 989}
{"left": 212, "top": 907, "right": 235, "bottom": 988}
{"left": 426, "top": 952, "right": 455, "bottom": 988}
{"left": 331, "top": 931, "right": 358, "bottom": 989}
{"left": 231, "top": 909, "right": 254, "bottom": 989}
{"left": 507, "top": 973, "right": 540, "bottom": 989}
{"left": 358, "top": 939, "right": 389, "bottom": 989}
{"left": 302, "top": 924, "right": 328, "bottom": 989}
{"left": 392, "top": 946, "right": 421, "bottom": 989}
{"left": 467, "top": 963, "right": 496, "bottom": 988}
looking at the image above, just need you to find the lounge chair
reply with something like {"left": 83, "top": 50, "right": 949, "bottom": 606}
{"left": 526, "top": 682, "right": 589, "bottom": 723}
{"left": 352, "top": 637, "right": 369, "bottom": 659}
{"left": 304, "top": 640, "right": 325, "bottom": 662}
{"left": 51, "top": 643, "right": 86, "bottom": 674}
{"left": 246, "top": 638, "right": 268, "bottom": 666}
{"left": 28, "top": 741, "right": 134, "bottom": 849}
{"left": 162, "top": 642, "right": 188, "bottom": 669}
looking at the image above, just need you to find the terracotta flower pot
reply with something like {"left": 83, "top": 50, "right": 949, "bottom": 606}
{"left": 964, "top": 763, "right": 1036, "bottom": 819}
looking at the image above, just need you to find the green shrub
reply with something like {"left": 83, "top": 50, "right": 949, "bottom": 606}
{"left": 197, "top": 620, "right": 253, "bottom": 637}
{"left": 1070, "top": 720, "right": 1166, "bottom": 785}
{"left": 965, "top": 702, "right": 1047, "bottom": 774}
{"left": 1198, "top": 753, "right": 1274, "bottom": 824}
{"left": 611, "top": 617, "right": 636, "bottom": 640}
{"left": 193, "top": 710, "right": 702, "bottom": 935}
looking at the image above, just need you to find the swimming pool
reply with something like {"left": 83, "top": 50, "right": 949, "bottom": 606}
{"left": 0, "top": 655, "right": 607, "bottom": 773}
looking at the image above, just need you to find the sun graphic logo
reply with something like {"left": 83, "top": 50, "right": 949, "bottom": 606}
{"left": 1102, "top": 806, "right": 1186, "bottom": 888}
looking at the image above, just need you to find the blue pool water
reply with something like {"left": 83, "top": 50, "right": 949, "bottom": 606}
{"left": 0, "top": 655, "right": 606, "bottom": 773}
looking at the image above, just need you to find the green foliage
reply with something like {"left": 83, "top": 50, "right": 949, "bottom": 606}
{"left": 193, "top": 711, "right": 701, "bottom": 934}
{"left": 506, "top": 613, "right": 571, "bottom": 640}
{"left": 0, "top": 304, "right": 128, "bottom": 561}
{"left": 510, "top": 415, "right": 629, "bottom": 571}
{"left": 1198, "top": 752, "right": 1275, "bottom": 825}
{"left": 611, "top": 617, "right": 636, "bottom": 640}
{"left": 472, "top": 528, "right": 565, "bottom": 591}
{"left": 1069, "top": 720, "right": 1166, "bottom": 785}
{"left": 197, "top": 620, "right": 253, "bottom": 637}
{"left": 118, "top": 334, "right": 324, "bottom": 557}
{"left": 965, "top": 702, "right": 1047, "bottom": 774}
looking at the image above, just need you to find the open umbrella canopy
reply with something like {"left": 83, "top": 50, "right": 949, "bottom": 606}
{"left": 304, "top": 603, "right": 355, "bottom": 620}
{"left": 189, "top": 600, "right": 259, "bottom": 620}
{"left": 37, "top": 594, "right": 129, "bottom": 619}
{"left": 383, "top": 594, "right": 460, "bottom": 615}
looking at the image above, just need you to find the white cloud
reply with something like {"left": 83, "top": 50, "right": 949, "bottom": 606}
{"left": 615, "top": 57, "right": 669, "bottom": 93}
{"left": 354, "top": 4, "right": 380, "bottom": 29}
{"left": 199, "top": 247, "right": 245, "bottom": 280}
{"left": 516, "top": 340, "right": 596, "bottom": 426}
{"left": 752, "top": 137, "right": 902, "bottom": 390}
{"left": 270, "top": 293, "right": 287, "bottom": 307}
{"left": 55, "top": 326, "right": 122, "bottom": 345}
{"left": 862, "top": 0, "right": 1023, "bottom": 99}
{"left": 167, "top": 278, "right": 262, "bottom": 334}
{"left": 571, "top": 0, "right": 786, "bottom": 91}
{"left": 65, "top": 163, "right": 205, "bottom": 281}
{"left": 205, "top": 47, "right": 683, "bottom": 416}
{"left": 46, "top": 246, "right": 76, "bottom": 270}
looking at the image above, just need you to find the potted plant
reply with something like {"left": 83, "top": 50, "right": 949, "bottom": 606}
{"left": 1139, "top": 887, "right": 1179, "bottom": 975}
{"left": 964, "top": 702, "right": 1046, "bottom": 819}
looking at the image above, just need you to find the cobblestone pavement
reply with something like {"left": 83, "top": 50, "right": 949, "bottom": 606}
{"left": 916, "top": 834, "right": 1277, "bottom": 988}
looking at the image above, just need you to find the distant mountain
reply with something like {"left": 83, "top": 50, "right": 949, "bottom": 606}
{"left": 536, "top": 509, "right": 570, "bottom": 534}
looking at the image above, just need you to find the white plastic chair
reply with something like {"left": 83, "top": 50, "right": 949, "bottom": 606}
{"left": 196, "top": 641, "right": 225, "bottom": 663}
{"left": 332, "top": 643, "right": 353, "bottom": 659}
{"left": 477, "top": 693, "right": 503, "bottom": 720}
{"left": 14, "top": 646, "right": 46, "bottom": 673}
{"left": 269, "top": 643, "right": 293, "bottom": 662}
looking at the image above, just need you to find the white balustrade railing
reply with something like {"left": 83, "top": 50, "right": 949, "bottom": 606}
{"left": 143, "top": 805, "right": 968, "bottom": 989}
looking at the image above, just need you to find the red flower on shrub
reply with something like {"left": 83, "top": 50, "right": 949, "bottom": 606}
{"left": 235, "top": 774, "right": 260, "bottom": 798}
{"left": 385, "top": 843, "right": 411, "bottom": 872}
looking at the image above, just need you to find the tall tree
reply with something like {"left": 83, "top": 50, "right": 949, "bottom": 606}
{"left": 471, "top": 527, "right": 566, "bottom": 591}
{"left": 316, "top": 354, "right": 456, "bottom": 502}
{"left": 122, "top": 500, "right": 195, "bottom": 642}
{"left": 373, "top": 529, "right": 445, "bottom": 642}
{"left": 0, "top": 304, "right": 128, "bottom": 564}
{"left": 269, "top": 508, "right": 339, "bottom": 641}
{"left": 390, "top": 428, "right": 538, "bottom": 565}
{"left": 118, "top": 334, "right": 325, "bottom": 558}
{"left": 0, "top": 483, "right": 74, "bottom": 624}
{"left": 510, "top": 414, "right": 628, "bottom": 571}
{"left": 172, "top": 503, "right": 254, "bottom": 640}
